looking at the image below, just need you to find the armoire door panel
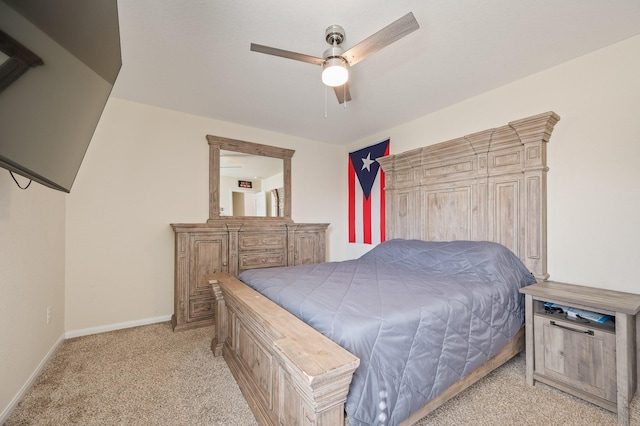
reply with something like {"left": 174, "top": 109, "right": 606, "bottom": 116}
{"left": 190, "top": 235, "right": 228, "bottom": 297}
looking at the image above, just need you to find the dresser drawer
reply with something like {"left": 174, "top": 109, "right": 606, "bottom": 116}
{"left": 533, "top": 314, "right": 617, "bottom": 402}
{"left": 239, "top": 251, "right": 286, "bottom": 270}
{"left": 189, "top": 297, "right": 214, "bottom": 321}
{"left": 239, "top": 233, "right": 286, "bottom": 250}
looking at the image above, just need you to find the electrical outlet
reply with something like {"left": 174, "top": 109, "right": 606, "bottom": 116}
{"left": 46, "top": 306, "right": 51, "bottom": 324}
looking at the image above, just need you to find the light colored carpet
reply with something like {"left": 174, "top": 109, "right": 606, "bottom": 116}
{"left": 5, "top": 321, "right": 639, "bottom": 425}
{"left": 5, "top": 323, "right": 256, "bottom": 426}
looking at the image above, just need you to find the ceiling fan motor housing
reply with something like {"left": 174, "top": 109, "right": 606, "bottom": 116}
{"left": 325, "top": 24, "right": 345, "bottom": 45}
{"left": 323, "top": 45, "right": 345, "bottom": 61}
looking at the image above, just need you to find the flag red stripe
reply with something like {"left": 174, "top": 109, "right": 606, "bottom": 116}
{"left": 348, "top": 158, "right": 356, "bottom": 242}
{"left": 363, "top": 193, "right": 372, "bottom": 244}
{"left": 380, "top": 143, "right": 389, "bottom": 242}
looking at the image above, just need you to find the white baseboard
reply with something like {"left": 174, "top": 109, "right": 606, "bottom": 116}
{"left": 65, "top": 314, "right": 172, "bottom": 339}
{"left": 0, "top": 332, "right": 65, "bottom": 425}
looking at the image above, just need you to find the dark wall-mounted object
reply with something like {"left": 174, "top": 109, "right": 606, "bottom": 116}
{"left": 0, "top": 29, "right": 43, "bottom": 92}
{"left": 0, "top": 0, "right": 121, "bottom": 192}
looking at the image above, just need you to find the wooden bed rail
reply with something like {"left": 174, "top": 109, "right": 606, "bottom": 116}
{"left": 209, "top": 273, "right": 360, "bottom": 426}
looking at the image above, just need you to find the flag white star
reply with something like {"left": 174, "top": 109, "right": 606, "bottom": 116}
{"left": 361, "top": 153, "right": 375, "bottom": 171}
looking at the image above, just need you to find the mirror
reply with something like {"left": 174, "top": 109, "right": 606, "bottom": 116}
{"left": 219, "top": 151, "right": 283, "bottom": 217}
{"left": 207, "top": 135, "right": 294, "bottom": 221}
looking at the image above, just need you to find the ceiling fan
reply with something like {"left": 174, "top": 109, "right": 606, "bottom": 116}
{"left": 250, "top": 12, "right": 419, "bottom": 104}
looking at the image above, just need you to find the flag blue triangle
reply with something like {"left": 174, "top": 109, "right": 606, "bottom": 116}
{"left": 349, "top": 139, "right": 389, "bottom": 199}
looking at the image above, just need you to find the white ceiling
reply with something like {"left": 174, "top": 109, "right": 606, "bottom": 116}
{"left": 112, "top": 0, "right": 640, "bottom": 146}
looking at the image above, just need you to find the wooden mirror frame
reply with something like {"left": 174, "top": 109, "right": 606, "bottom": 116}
{"left": 206, "top": 135, "right": 295, "bottom": 222}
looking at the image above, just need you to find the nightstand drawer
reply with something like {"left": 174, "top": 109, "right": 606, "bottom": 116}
{"left": 533, "top": 314, "right": 617, "bottom": 402}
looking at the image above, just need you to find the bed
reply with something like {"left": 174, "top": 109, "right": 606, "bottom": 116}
{"left": 209, "top": 111, "right": 561, "bottom": 425}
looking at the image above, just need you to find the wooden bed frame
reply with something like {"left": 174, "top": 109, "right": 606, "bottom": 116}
{"left": 209, "top": 111, "right": 561, "bottom": 425}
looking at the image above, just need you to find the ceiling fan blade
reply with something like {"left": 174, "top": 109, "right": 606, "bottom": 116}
{"left": 342, "top": 12, "right": 419, "bottom": 66}
{"left": 333, "top": 83, "right": 352, "bottom": 104}
{"left": 250, "top": 43, "right": 324, "bottom": 66}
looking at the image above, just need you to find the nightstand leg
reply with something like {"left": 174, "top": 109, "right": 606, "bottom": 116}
{"left": 524, "top": 294, "right": 534, "bottom": 386}
{"left": 637, "top": 314, "right": 640, "bottom": 393}
{"left": 615, "top": 312, "right": 632, "bottom": 426}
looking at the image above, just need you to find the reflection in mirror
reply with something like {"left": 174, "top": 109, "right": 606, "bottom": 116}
{"left": 219, "top": 151, "right": 284, "bottom": 217}
{"left": 206, "top": 135, "right": 295, "bottom": 221}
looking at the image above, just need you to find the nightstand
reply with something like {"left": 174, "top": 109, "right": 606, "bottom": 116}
{"left": 520, "top": 281, "right": 640, "bottom": 425}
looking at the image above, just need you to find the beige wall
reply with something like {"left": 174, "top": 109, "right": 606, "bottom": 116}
{"left": 64, "top": 97, "right": 347, "bottom": 333}
{"left": 347, "top": 35, "right": 640, "bottom": 294}
{"left": 0, "top": 173, "right": 65, "bottom": 420}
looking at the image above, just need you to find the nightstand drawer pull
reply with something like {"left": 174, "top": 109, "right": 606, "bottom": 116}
{"left": 550, "top": 320, "right": 594, "bottom": 336}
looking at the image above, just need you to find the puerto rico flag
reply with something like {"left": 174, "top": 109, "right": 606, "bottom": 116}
{"left": 348, "top": 139, "right": 390, "bottom": 244}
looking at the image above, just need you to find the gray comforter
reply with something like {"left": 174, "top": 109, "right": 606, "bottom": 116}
{"left": 238, "top": 239, "right": 536, "bottom": 426}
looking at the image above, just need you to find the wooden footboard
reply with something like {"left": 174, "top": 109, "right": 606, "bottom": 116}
{"left": 208, "top": 272, "right": 360, "bottom": 426}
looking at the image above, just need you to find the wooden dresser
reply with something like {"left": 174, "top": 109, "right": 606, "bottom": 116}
{"left": 170, "top": 219, "right": 328, "bottom": 331}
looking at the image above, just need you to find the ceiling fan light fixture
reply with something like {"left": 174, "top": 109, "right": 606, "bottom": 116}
{"left": 322, "top": 57, "right": 348, "bottom": 87}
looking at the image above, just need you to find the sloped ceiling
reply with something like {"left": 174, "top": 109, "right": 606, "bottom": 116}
{"left": 111, "top": 0, "right": 640, "bottom": 145}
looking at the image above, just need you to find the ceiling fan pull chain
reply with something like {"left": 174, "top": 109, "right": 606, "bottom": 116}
{"left": 343, "top": 84, "right": 347, "bottom": 109}
{"left": 324, "top": 85, "right": 328, "bottom": 119}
